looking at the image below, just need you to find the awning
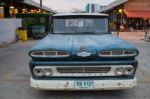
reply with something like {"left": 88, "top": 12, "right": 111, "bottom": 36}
{"left": 125, "top": 10, "right": 150, "bottom": 18}
{"left": 99, "top": 0, "right": 128, "bottom": 12}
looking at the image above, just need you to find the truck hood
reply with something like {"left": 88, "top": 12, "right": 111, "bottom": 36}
{"left": 30, "top": 34, "right": 138, "bottom": 54}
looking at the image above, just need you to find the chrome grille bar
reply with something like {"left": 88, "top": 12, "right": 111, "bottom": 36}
{"left": 57, "top": 67, "right": 111, "bottom": 73}
{"left": 31, "top": 51, "right": 70, "bottom": 58}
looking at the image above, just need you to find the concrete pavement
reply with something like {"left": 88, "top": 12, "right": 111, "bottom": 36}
{"left": 0, "top": 32, "right": 150, "bottom": 99}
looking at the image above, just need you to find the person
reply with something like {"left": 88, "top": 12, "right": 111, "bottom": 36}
{"left": 116, "top": 21, "right": 121, "bottom": 36}
{"left": 136, "top": 22, "right": 139, "bottom": 30}
{"left": 128, "top": 21, "right": 132, "bottom": 32}
{"left": 143, "top": 22, "right": 148, "bottom": 39}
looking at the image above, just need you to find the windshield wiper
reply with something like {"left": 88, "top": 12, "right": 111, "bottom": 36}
{"left": 80, "top": 31, "right": 98, "bottom": 34}
{"left": 50, "top": 32, "right": 110, "bottom": 35}
{"left": 80, "top": 32, "right": 110, "bottom": 35}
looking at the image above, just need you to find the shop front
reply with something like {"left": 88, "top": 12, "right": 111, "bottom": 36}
{"left": 0, "top": 0, "right": 56, "bottom": 18}
{"left": 100, "top": 0, "right": 150, "bottom": 31}
{"left": 124, "top": 0, "right": 150, "bottom": 31}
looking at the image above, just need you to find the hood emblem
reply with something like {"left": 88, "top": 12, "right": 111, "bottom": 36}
{"left": 80, "top": 46, "right": 87, "bottom": 52}
{"left": 77, "top": 46, "right": 91, "bottom": 57}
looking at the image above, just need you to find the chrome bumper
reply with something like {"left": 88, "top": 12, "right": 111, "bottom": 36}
{"left": 30, "top": 77, "right": 137, "bottom": 90}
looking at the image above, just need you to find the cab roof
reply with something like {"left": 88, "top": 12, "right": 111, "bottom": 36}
{"left": 53, "top": 13, "right": 108, "bottom": 17}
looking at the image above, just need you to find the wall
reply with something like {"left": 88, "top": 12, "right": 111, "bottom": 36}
{"left": 0, "top": 19, "right": 22, "bottom": 46}
{"left": 125, "top": 0, "right": 150, "bottom": 11}
{"left": 85, "top": 3, "right": 106, "bottom": 13}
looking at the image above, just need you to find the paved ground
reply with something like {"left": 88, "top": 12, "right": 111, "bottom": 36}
{"left": 0, "top": 32, "right": 150, "bottom": 99}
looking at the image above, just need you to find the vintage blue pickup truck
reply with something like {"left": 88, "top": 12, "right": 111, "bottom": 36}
{"left": 29, "top": 13, "right": 139, "bottom": 90}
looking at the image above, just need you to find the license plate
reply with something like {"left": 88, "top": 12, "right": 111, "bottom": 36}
{"left": 74, "top": 80, "right": 94, "bottom": 89}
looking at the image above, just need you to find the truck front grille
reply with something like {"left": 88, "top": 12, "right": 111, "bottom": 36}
{"left": 57, "top": 67, "right": 111, "bottom": 73}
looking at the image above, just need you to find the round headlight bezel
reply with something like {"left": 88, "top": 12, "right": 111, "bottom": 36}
{"left": 115, "top": 67, "right": 125, "bottom": 76}
{"left": 43, "top": 68, "right": 53, "bottom": 77}
{"left": 115, "top": 67, "right": 135, "bottom": 76}
{"left": 33, "top": 67, "right": 53, "bottom": 77}
{"left": 125, "top": 67, "right": 135, "bottom": 76}
{"left": 33, "top": 68, "right": 43, "bottom": 77}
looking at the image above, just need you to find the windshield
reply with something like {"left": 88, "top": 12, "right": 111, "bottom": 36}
{"left": 53, "top": 17, "right": 109, "bottom": 34}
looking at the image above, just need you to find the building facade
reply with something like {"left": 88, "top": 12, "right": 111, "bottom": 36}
{"left": 99, "top": 0, "right": 150, "bottom": 31}
{"left": 86, "top": 3, "right": 106, "bottom": 13}
{"left": 0, "top": 0, "right": 56, "bottom": 18}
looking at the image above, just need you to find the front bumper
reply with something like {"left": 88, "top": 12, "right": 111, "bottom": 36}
{"left": 30, "top": 77, "right": 137, "bottom": 90}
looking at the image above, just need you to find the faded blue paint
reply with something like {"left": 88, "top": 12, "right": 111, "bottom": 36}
{"left": 29, "top": 34, "right": 138, "bottom": 54}
{"left": 30, "top": 60, "right": 138, "bottom": 66}
{"left": 29, "top": 33, "right": 139, "bottom": 80}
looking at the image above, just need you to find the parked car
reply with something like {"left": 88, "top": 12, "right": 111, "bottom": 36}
{"left": 29, "top": 13, "right": 139, "bottom": 90}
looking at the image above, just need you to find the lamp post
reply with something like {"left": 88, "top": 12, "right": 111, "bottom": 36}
{"left": 116, "top": 8, "right": 123, "bottom": 36}
{"left": 119, "top": 8, "right": 125, "bottom": 32}
{"left": 118, "top": 9, "right": 123, "bottom": 25}
{"left": 40, "top": 0, "right": 42, "bottom": 13}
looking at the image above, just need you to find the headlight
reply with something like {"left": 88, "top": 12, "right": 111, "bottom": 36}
{"left": 43, "top": 68, "right": 52, "bottom": 77}
{"left": 30, "top": 51, "right": 70, "bottom": 58}
{"left": 98, "top": 50, "right": 137, "bottom": 57}
{"left": 33, "top": 67, "right": 53, "bottom": 77}
{"left": 125, "top": 67, "right": 135, "bottom": 76}
{"left": 33, "top": 68, "right": 43, "bottom": 77}
{"left": 115, "top": 67, "right": 135, "bottom": 76}
{"left": 115, "top": 67, "right": 125, "bottom": 76}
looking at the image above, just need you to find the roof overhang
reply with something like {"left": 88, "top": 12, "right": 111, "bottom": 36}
{"left": 99, "top": 0, "right": 128, "bottom": 13}
{"left": 24, "top": 0, "right": 57, "bottom": 13}
{"left": 125, "top": 10, "right": 150, "bottom": 18}
{"left": 53, "top": 13, "right": 108, "bottom": 17}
